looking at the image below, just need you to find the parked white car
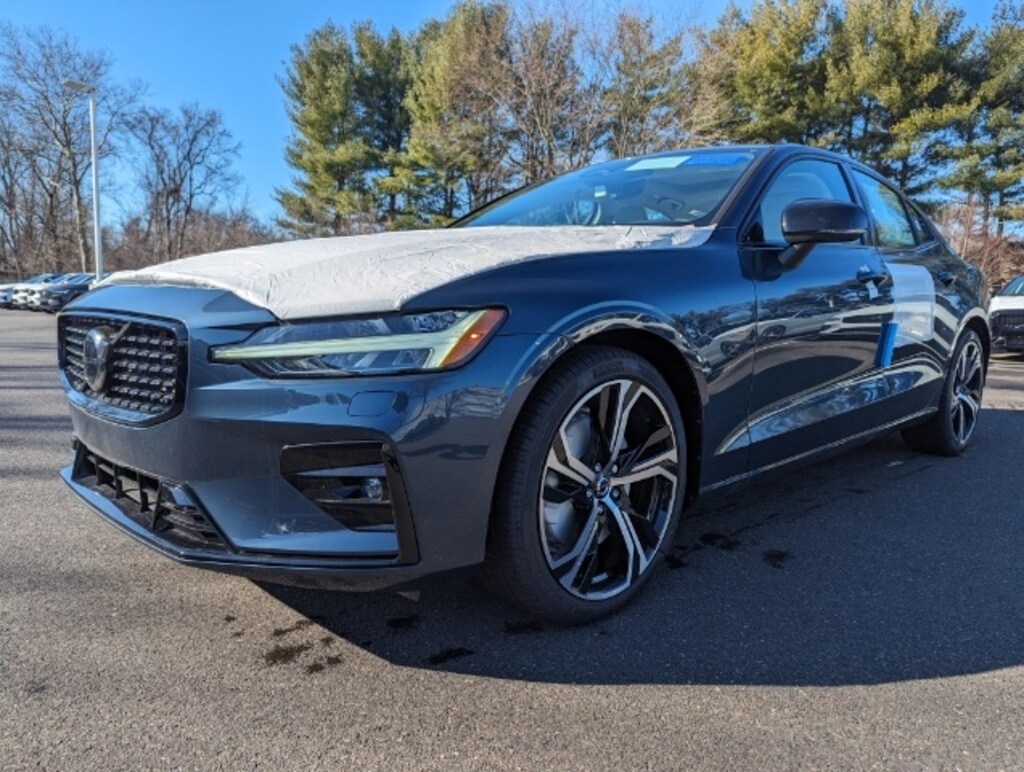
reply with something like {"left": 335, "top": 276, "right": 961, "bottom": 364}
{"left": 989, "top": 275, "right": 1024, "bottom": 354}
{"left": 9, "top": 274, "right": 68, "bottom": 309}
{"left": 1, "top": 273, "right": 62, "bottom": 308}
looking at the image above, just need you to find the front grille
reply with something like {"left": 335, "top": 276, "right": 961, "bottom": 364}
{"left": 59, "top": 313, "right": 186, "bottom": 424}
{"left": 72, "top": 442, "right": 227, "bottom": 552}
{"left": 992, "top": 312, "right": 1024, "bottom": 336}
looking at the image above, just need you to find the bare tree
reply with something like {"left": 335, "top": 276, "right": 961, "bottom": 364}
{"left": 0, "top": 112, "right": 32, "bottom": 276}
{"left": 0, "top": 24, "right": 142, "bottom": 273}
{"left": 108, "top": 203, "right": 274, "bottom": 271}
{"left": 935, "top": 198, "right": 1024, "bottom": 290}
{"left": 130, "top": 104, "right": 241, "bottom": 262}
{"left": 502, "top": 4, "right": 607, "bottom": 183}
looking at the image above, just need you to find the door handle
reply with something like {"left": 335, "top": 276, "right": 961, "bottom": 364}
{"left": 938, "top": 269, "right": 957, "bottom": 286}
{"left": 856, "top": 266, "right": 890, "bottom": 285}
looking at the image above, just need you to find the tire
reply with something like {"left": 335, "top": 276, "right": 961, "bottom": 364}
{"left": 901, "top": 329, "right": 985, "bottom": 456}
{"left": 484, "top": 346, "right": 686, "bottom": 625}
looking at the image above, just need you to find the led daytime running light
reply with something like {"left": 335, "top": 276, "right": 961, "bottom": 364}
{"left": 212, "top": 309, "right": 505, "bottom": 369}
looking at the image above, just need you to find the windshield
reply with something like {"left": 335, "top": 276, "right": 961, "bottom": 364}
{"left": 999, "top": 276, "right": 1024, "bottom": 296}
{"left": 456, "top": 148, "right": 762, "bottom": 228}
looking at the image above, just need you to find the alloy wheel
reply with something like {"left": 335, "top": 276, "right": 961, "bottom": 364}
{"left": 951, "top": 338, "right": 984, "bottom": 445}
{"left": 538, "top": 378, "right": 679, "bottom": 600}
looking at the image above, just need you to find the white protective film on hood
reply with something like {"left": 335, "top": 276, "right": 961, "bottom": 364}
{"left": 100, "top": 225, "right": 714, "bottom": 320}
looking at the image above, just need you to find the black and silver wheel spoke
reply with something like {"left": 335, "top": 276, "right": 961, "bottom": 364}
{"left": 548, "top": 430, "right": 595, "bottom": 488}
{"left": 593, "top": 380, "right": 642, "bottom": 461}
{"left": 539, "top": 377, "right": 679, "bottom": 601}
{"left": 616, "top": 494, "right": 661, "bottom": 549}
{"left": 549, "top": 506, "right": 602, "bottom": 592}
{"left": 610, "top": 448, "right": 678, "bottom": 488}
{"left": 542, "top": 475, "right": 587, "bottom": 505}
{"left": 950, "top": 339, "right": 983, "bottom": 445}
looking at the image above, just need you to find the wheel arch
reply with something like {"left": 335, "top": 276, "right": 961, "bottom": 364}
{"left": 575, "top": 329, "right": 705, "bottom": 508}
{"left": 493, "top": 318, "right": 707, "bottom": 521}
{"left": 961, "top": 313, "right": 991, "bottom": 370}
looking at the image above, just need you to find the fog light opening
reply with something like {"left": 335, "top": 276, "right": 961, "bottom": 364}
{"left": 362, "top": 477, "right": 384, "bottom": 502}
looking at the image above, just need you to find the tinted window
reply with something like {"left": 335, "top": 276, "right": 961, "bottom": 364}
{"left": 852, "top": 170, "right": 916, "bottom": 248}
{"left": 1000, "top": 276, "right": 1024, "bottom": 296}
{"left": 753, "top": 159, "right": 853, "bottom": 243}
{"left": 457, "top": 149, "right": 761, "bottom": 228}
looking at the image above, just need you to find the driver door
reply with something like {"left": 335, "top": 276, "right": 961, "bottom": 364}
{"left": 739, "top": 157, "right": 895, "bottom": 470}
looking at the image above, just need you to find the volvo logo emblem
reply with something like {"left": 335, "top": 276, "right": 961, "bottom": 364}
{"left": 82, "top": 324, "right": 127, "bottom": 393}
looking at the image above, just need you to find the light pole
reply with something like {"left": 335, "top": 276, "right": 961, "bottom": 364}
{"left": 62, "top": 79, "right": 104, "bottom": 281}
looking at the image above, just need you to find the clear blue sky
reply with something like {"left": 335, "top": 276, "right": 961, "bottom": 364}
{"left": 1, "top": 0, "right": 1001, "bottom": 225}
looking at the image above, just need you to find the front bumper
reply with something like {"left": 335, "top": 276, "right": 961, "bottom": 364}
{"left": 35, "top": 295, "right": 68, "bottom": 310}
{"left": 58, "top": 285, "right": 549, "bottom": 590}
{"left": 991, "top": 311, "right": 1024, "bottom": 351}
{"left": 59, "top": 462, "right": 459, "bottom": 591}
{"left": 992, "top": 333, "right": 1024, "bottom": 352}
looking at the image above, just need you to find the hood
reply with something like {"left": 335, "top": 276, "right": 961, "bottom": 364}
{"left": 990, "top": 295, "right": 1024, "bottom": 313}
{"left": 100, "top": 224, "right": 713, "bottom": 320}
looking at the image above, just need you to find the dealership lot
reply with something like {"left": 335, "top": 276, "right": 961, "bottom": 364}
{"left": 1, "top": 310, "right": 1022, "bottom": 770}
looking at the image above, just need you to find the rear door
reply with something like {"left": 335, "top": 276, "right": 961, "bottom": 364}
{"left": 850, "top": 170, "right": 949, "bottom": 418}
{"left": 737, "top": 157, "right": 895, "bottom": 470}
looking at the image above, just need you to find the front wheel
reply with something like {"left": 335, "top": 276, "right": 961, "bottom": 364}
{"left": 902, "top": 329, "right": 985, "bottom": 456}
{"left": 484, "top": 346, "right": 686, "bottom": 625}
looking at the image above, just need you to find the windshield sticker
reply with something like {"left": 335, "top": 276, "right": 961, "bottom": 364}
{"left": 625, "top": 156, "right": 691, "bottom": 171}
{"left": 682, "top": 153, "right": 751, "bottom": 166}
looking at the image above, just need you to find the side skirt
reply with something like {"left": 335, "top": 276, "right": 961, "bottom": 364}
{"left": 700, "top": 406, "right": 938, "bottom": 495}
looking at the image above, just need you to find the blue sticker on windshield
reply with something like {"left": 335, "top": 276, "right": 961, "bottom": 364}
{"left": 625, "top": 156, "right": 690, "bottom": 171}
{"left": 683, "top": 154, "right": 750, "bottom": 166}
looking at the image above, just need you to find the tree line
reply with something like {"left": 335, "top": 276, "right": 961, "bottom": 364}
{"left": 0, "top": 23, "right": 270, "bottom": 280}
{"left": 2, "top": 1, "right": 1022, "bottom": 286}
{"left": 277, "top": 0, "right": 1024, "bottom": 284}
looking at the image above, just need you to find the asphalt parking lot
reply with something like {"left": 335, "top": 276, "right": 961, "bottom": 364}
{"left": 1, "top": 309, "right": 1022, "bottom": 770}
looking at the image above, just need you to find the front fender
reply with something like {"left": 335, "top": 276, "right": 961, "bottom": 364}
{"left": 498, "top": 301, "right": 710, "bottom": 407}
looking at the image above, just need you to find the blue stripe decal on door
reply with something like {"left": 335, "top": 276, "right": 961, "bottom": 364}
{"left": 875, "top": 321, "right": 898, "bottom": 368}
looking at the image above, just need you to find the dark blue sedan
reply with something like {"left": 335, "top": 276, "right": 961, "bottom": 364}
{"left": 58, "top": 145, "right": 989, "bottom": 623}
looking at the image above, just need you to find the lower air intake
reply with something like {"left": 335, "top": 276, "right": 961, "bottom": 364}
{"left": 72, "top": 441, "right": 227, "bottom": 551}
{"left": 282, "top": 443, "right": 397, "bottom": 532}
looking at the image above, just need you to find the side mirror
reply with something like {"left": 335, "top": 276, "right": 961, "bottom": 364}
{"left": 779, "top": 199, "right": 868, "bottom": 268}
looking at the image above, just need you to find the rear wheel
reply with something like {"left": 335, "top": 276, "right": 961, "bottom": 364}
{"left": 902, "top": 329, "right": 985, "bottom": 456}
{"left": 484, "top": 346, "right": 685, "bottom": 624}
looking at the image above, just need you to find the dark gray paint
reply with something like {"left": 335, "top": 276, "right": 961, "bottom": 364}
{"left": 59, "top": 145, "right": 989, "bottom": 590}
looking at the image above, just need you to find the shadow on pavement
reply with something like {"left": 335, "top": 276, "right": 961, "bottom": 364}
{"left": 261, "top": 407, "right": 1024, "bottom": 687}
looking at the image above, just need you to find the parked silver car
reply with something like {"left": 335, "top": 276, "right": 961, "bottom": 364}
{"left": 2, "top": 273, "right": 63, "bottom": 309}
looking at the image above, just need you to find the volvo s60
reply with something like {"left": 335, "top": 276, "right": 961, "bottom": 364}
{"left": 58, "top": 145, "right": 989, "bottom": 623}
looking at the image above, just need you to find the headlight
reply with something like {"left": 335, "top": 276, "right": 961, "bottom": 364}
{"left": 210, "top": 308, "right": 506, "bottom": 377}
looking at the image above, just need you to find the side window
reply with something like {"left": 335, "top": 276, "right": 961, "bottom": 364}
{"left": 752, "top": 159, "right": 853, "bottom": 244}
{"left": 907, "top": 202, "right": 937, "bottom": 245}
{"left": 852, "top": 170, "right": 916, "bottom": 248}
